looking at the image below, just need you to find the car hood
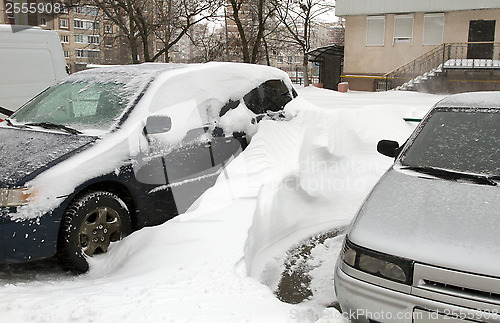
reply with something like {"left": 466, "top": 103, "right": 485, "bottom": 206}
{"left": 349, "top": 168, "right": 500, "bottom": 278}
{"left": 0, "top": 127, "right": 96, "bottom": 186}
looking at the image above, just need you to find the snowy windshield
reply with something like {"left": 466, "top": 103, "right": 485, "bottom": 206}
{"left": 11, "top": 80, "right": 143, "bottom": 132}
{"left": 401, "top": 109, "right": 500, "bottom": 176}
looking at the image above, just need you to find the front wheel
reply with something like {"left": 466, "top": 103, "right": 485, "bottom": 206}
{"left": 58, "top": 191, "right": 131, "bottom": 273}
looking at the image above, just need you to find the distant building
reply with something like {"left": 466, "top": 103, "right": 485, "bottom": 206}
{"left": 37, "top": 3, "right": 130, "bottom": 72}
{"left": 336, "top": 0, "right": 500, "bottom": 92}
{"left": 1, "top": 1, "right": 129, "bottom": 73}
{"left": 1, "top": 0, "right": 38, "bottom": 25}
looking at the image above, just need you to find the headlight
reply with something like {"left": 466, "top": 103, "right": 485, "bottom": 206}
{"left": 0, "top": 188, "right": 33, "bottom": 207}
{"left": 341, "top": 238, "right": 413, "bottom": 285}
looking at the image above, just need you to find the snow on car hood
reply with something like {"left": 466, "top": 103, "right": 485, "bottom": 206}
{"left": 349, "top": 168, "right": 500, "bottom": 278}
{"left": 0, "top": 127, "right": 96, "bottom": 186}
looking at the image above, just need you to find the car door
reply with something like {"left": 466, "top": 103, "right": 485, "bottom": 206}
{"left": 210, "top": 126, "right": 247, "bottom": 167}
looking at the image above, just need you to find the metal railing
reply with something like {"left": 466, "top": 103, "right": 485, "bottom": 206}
{"left": 377, "top": 42, "right": 500, "bottom": 91}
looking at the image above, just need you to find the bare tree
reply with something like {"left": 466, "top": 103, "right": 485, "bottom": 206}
{"left": 188, "top": 23, "right": 226, "bottom": 63}
{"left": 73, "top": 0, "right": 221, "bottom": 63}
{"left": 225, "top": 0, "right": 278, "bottom": 64}
{"left": 276, "top": 0, "right": 334, "bottom": 86}
{"left": 151, "top": 0, "right": 222, "bottom": 62}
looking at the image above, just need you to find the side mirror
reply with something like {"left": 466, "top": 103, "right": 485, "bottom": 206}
{"left": 144, "top": 115, "right": 171, "bottom": 135}
{"left": 0, "top": 106, "right": 14, "bottom": 117}
{"left": 377, "top": 140, "right": 400, "bottom": 158}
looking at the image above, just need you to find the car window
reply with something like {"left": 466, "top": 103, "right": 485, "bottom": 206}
{"left": 242, "top": 79, "right": 295, "bottom": 114}
{"left": 401, "top": 109, "right": 500, "bottom": 176}
{"left": 12, "top": 81, "right": 139, "bottom": 131}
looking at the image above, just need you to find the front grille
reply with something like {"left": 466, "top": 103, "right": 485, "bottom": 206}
{"left": 422, "top": 279, "right": 500, "bottom": 305}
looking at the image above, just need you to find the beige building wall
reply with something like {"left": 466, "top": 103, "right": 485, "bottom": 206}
{"left": 0, "top": 1, "right": 5, "bottom": 24}
{"left": 343, "top": 8, "right": 500, "bottom": 76}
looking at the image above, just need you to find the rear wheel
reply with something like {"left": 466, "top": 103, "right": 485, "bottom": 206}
{"left": 58, "top": 191, "right": 131, "bottom": 273}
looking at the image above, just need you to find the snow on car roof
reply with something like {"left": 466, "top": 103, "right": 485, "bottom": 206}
{"left": 69, "top": 62, "right": 289, "bottom": 83}
{"left": 435, "top": 91, "right": 500, "bottom": 109}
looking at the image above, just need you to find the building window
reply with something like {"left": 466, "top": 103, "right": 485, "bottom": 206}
{"left": 74, "top": 19, "right": 84, "bottom": 29}
{"left": 294, "top": 56, "right": 301, "bottom": 64}
{"left": 64, "top": 50, "right": 70, "bottom": 58}
{"left": 75, "top": 49, "right": 84, "bottom": 58}
{"left": 104, "top": 37, "right": 113, "bottom": 47}
{"left": 86, "top": 6, "right": 98, "bottom": 16}
{"left": 87, "top": 50, "right": 100, "bottom": 59}
{"left": 104, "top": 24, "right": 112, "bottom": 33}
{"left": 6, "top": 0, "right": 14, "bottom": 19}
{"left": 60, "top": 35, "right": 69, "bottom": 43}
{"left": 393, "top": 15, "right": 414, "bottom": 44}
{"left": 366, "top": 16, "right": 385, "bottom": 46}
{"left": 60, "top": 18, "right": 69, "bottom": 29}
{"left": 74, "top": 6, "right": 84, "bottom": 14}
{"left": 40, "top": 18, "right": 47, "bottom": 26}
{"left": 423, "top": 13, "right": 444, "bottom": 45}
{"left": 277, "top": 56, "right": 284, "bottom": 63}
{"left": 88, "top": 35, "right": 99, "bottom": 44}
{"left": 74, "top": 34, "right": 84, "bottom": 43}
{"left": 83, "top": 21, "right": 98, "bottom": 30}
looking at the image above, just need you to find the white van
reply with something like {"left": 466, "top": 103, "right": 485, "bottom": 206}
{"left": 0, "top": 25, "right": 67, "bottom": 118}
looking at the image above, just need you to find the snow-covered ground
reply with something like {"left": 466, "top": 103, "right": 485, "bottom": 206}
{"left": 0, "top": 88, "right": 445, "bottom": 322}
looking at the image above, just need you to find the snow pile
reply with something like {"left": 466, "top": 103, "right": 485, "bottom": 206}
{"left": 244, "top": 88, "right": 445, "bottom": 307}
{"left": 0, "top": 87, "right": 444, "bottom": 322}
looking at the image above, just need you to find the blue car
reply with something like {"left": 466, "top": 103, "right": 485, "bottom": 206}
{"left": 0, "top": 63, "right": 296, "bottom": 272}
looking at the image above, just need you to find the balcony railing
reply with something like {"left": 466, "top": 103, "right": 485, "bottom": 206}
{"left": 377, "top": 42, "right": 500, "bottom": 91}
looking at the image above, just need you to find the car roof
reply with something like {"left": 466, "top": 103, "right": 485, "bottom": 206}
{"left": 65, "top": 62, "right": 291, "bottom": 91}
{"left": 435, "top": 91, "right": 500, "bottom": 109}
{"left": 68, "top": 63, "right": 187, "bottom": 82}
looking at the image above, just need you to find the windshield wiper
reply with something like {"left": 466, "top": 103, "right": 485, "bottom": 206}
{"left": 25, "top": 122, "right": 82, "bottom": 135}
{"left": 401, "top": 166, "right": 498, "bottom": 186}
{"left": 4, "top": 119, "right": 31, "bottom": 129}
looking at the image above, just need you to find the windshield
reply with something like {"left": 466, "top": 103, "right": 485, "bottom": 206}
{"left": 11, "top": 79, "right": 142, "bottom": 132}
{"left": 401, "top": 108, "right": 500, "bottom": 176}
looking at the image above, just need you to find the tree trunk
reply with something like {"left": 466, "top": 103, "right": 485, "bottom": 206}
{"left": 302, "top": 53, "right": 309, "bottom": 86}
{"left": 129, "top": 37, "right": 140, "bottom": 64}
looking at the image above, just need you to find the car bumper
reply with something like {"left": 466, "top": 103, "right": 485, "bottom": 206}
{"left": 0, "top": 208, "right": 60, "bottom": 263}
{"left": 334, "top": 261, "right": 500, "bottom": 323}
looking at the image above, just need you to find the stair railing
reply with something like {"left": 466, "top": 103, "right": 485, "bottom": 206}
{"left": 377, "top": 42, "right": 500, "bottom": 91}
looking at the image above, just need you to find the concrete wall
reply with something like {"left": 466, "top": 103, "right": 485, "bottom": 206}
{"left": 336, "top": 0, "right": 500, "bottom": 16}
{"left": 343, "top": 8, "right": 500, "bottom": 76}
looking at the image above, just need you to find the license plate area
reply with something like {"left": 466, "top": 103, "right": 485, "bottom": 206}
{"left": 413, "top": 308, "right": 480, "bottom": 322}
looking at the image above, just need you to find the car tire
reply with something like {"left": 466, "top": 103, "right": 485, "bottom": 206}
{"left": 58, "top": 191, "right": 131, "bottom": 273}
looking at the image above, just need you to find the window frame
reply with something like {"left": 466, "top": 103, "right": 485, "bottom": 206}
{"left": 366, "top": 16, "right": 386, "bottom": 47}
{"left": 422, "top": 13, "right": 444, "bottom": 46}
{"left": 74, "top": 34, "right": 84, "bottom": 43}
{"left": 60, "top": 34, "right": 69, "bottom": 43}
{"left": 87, "top": 35, "right": 100, "bottom": 45}
{"left": 74, "top": 19, "right": 85, "bottom": 29}
{"left": 60, "top": 18, "right": 69, "bottom": 29}
{"left": 393, "top": 14, "right": 414, "bottom": 45}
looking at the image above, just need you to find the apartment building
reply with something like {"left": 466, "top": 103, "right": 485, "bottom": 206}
{"left": 336, "top": 0, "right": 500, "bottom": 91}
{"left": 1, "top": 0, "right": 38, "bottom": 25}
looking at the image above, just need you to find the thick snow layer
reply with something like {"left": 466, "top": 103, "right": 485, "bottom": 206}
{"left": 11, "top": 62, "right": 294, "bottom": 220}
{"left": 244, "top": 89, "right": 444, "bottom": 292}
{"left": 0, "top": 87, "right": 444, "bottom": 322}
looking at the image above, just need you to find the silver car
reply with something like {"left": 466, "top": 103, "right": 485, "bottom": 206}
{"left": 335, "top": 92, "right": 500, "bottom": 322}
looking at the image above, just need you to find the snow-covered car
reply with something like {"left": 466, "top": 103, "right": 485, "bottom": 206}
{"left": 335, "top": 92, "right": 500, "bottom": 322}
{"left": 0, "top": 63, "right": 297, "bottom": 272}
